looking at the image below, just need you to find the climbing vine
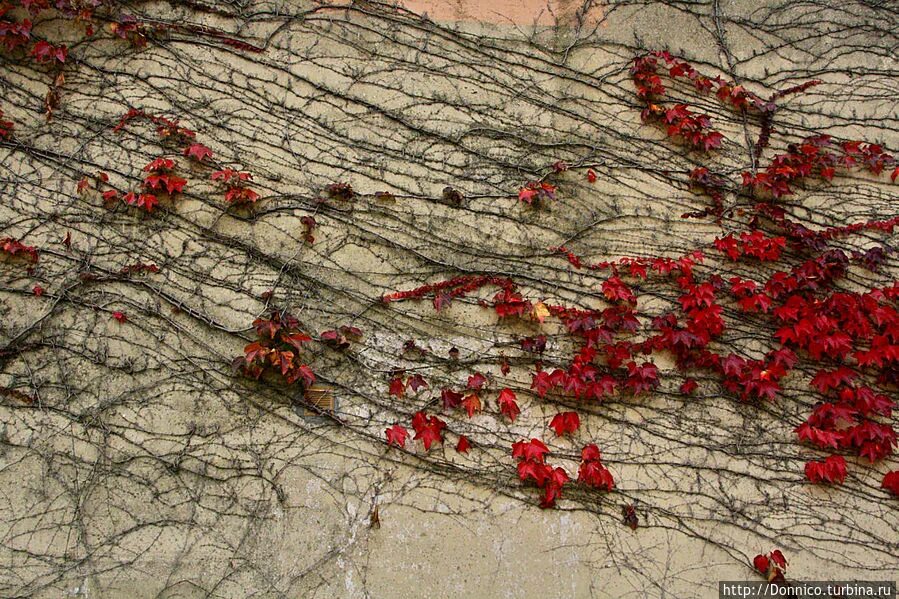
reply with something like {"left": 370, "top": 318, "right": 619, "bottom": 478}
{"left": 0, "top": 0, "right": 897, "bottom": 596}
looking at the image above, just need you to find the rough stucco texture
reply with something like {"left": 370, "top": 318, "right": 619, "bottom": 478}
{"left": 0, "top": 1, "right": 897, "bottom": 598}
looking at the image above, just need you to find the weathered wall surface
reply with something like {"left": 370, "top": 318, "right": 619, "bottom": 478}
{"left": 0, "top": 1, "right": 896, "bottom": 598}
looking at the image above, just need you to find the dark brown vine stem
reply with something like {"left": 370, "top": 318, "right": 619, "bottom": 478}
{"left": 0, "top": 0, "right": 897, "bottom": 597}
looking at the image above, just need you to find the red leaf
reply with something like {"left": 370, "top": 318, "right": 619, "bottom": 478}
{"left": 30, "top": 40, "right": 67, "bottom": 64}
{"left": 295, "top": 364, "right": 315, "bottom": 387}
{"left": 385, "top": 424, "right": 408, "bottom": 448}
{"left": 282, "top": 332, "right": 312, "bottom": 351}
{"left": 622, "top": 504, "right": 638, "bottom": 530}
{"left": 578, "top": 461, "right": 614, "bottom": 490}
{"left": 549, "top": 411, "right": 580, "bottom": 436}
{"left": 540, "top": 467, "right": 569, "bottom": 508}
{"left": 497, "top": 388, "right": 520, "bottom": 422}
{"left": 388, "top": 377, "right": 405, "bottom": 398}
{"left": 602, "top": 276, "right": 637, "bottom": 304}
{"left": 882, "top": 471, "right": 899, "bottom": 497}
{"left": 753, "top": 555, "right": 770, "bottom": 573}
{"left": 581, "top": 444, "right": 601, "bottom": 462}
{"left": 406, "top": 373, "right": 428, "bottom": 392}
{"left": 243, "top": 341, "right": 267, "bottom": 364}
{"left": 804, "top": 455, "right": 846, "bottom": 484}
{"left": 456, "top": 435, "right": 471, "bottom": 453}
{"left": 461, "top": 393, "right": 482, "bottom": 418}
{"left": 810, "top": 367, "right": 856, "bottom": 394}
{"left": 587, "top": 169, "right": 597, "bottom": 183}
{"left": 770, "top": 550, "right": 787, "bottom": 569}
{"left": 518, "top": 460, "right": 550, "bottom": 485}
{"left": 112, "top": 311, "right": 127, "bottom": 323}
{"left": 144, "top": 157, "right": 175, "bottom": 172}
{"left": 184, "top": 143, "right": 212, "bottom": 162}
{"left": 412, "top": 413, "right": 446, "bottom": 451}
{"left": 441, "top": 388, "right": 463, "bottom": 409}
{"left": 467, "top": 372, "right": 487, "bottom": 390}
{"left": 511, "top": 438, "right": 549, "bottom": 462}
{"left": 32, "top": 284, "right": 44, "bottom": 296}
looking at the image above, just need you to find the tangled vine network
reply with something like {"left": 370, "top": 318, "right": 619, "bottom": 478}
{"left": 0, "top": 0, "right": 897, "bottom": 597}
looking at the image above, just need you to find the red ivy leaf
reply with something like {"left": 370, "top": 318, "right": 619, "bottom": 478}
{"left": 497, "top": 388, "right": 521, "bottom": 422}
{"left": 512, "top": 438, "right": 549, "bottom": 462}
{"left": 412, "top": 412, "right": 446, "bottom": 451}
{"left": 385, "top": 424, "right": 408, "bottom": 448}
{"left": 549, "top": 411, "right": 580, "bottom": 436}
{"left": 461, "top": 393, "right": 482, "bottom": 418}
{"left": 456, "top": 435, "right": 471, "bottom": 453}
{"left": 407, "top": 373, "right": 428, "bottom": 392}
{"left": 467, "top": 372, "right": 487, "bottom": 390}
{"left": 441, "top": 388, "right": 463, "bottom": 410}
{"left": 804, "top": 455, "right": 847, "bottom": 484}
{"left": 882, "top": 471, "right": 899, "bottom": 497}
{"left": 388, "top": 377, "right": 405, "bottom": 398}
{"left": 184, "top": 143, "right": 212, "bottom": 162}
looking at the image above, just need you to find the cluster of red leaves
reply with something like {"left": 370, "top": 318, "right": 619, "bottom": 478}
{"left": 753, "top": 549, "right": 788, "bottom": 583}
{"left": 101, "top": 157, "right": 183, "bottom": 213}
{"left": 411, "top": 411, "right": 446, "bottom": 450}
{"left": 434, "top": 372, "right": 492, "bottom": 419}
{"left": 143, "top": 157, "right": 186, "bottom": 194}
{"left": 517, "top": 181, "right": 556, "bottom": 205}
{"left": 630, "top": 52, "right": 750, "bottom": 151}
{"left": 656, "top": 103, "right": 724, "bottom": 151}
{"left": 113, "top": 108, "right": 198, "bottom": 145}
{"left": 381, "top": 274, "right": 515, "bottom": 312}
{"left": 0, "top": 237, "right": 38, "bottom": 262}
{"left": 29, "top": 39, "right": 65, "bottom": 63}
{"left": 799, "top": 368, "right": 896, "bottom": 462}
{"left": 0, "top": 3, "right": 73, "bottom": 64}
{"left": 388, "top": 371, "right": 429, "bottom": 398}
{"left": 385, "top": 411, "right": 449, "bottom": 452}
{"left": 0, "top": 109, "right": 13, "bottom": 139}
{"left": 0, "top": 9, "right": 33, "bottom": 52}
{"left": 742, "top": 135, "right": 897, "bottom": 199}
{"left": 212, "top": 168, "right": 260, "bottom": 205}
{"left": 549, "top": 245, "right": 704, "bottom": 278}
{"left": 387, "top": 200, "right": 898, "bottom": 493}
{"left": 634, "top": 51, "right": 770, "bottom": 110}
{"left": 320, "top": 325, "right": 362, "bottom": 350}
{"left": 512, "top": 439, "right": 570, "bottom": 508}
{"left": 234, "top": 311, "right": 315, "bottom": 387}
{"left": 804, "top": 455, "right": 847, "bottom": 485}
{"left": 109, "top": 14, "right": 148, "bottom": 48}
{"left": 110, "top": 110, "right": 264, "bottom": 218}
{"left": 714, "top": 231, "right": 786, "bottom": 262}
{"left": 378, "top": 50, "right": 899, "bottom": 514}
{"left": 578, "top": 444, "right": 614, "bottom": 490}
